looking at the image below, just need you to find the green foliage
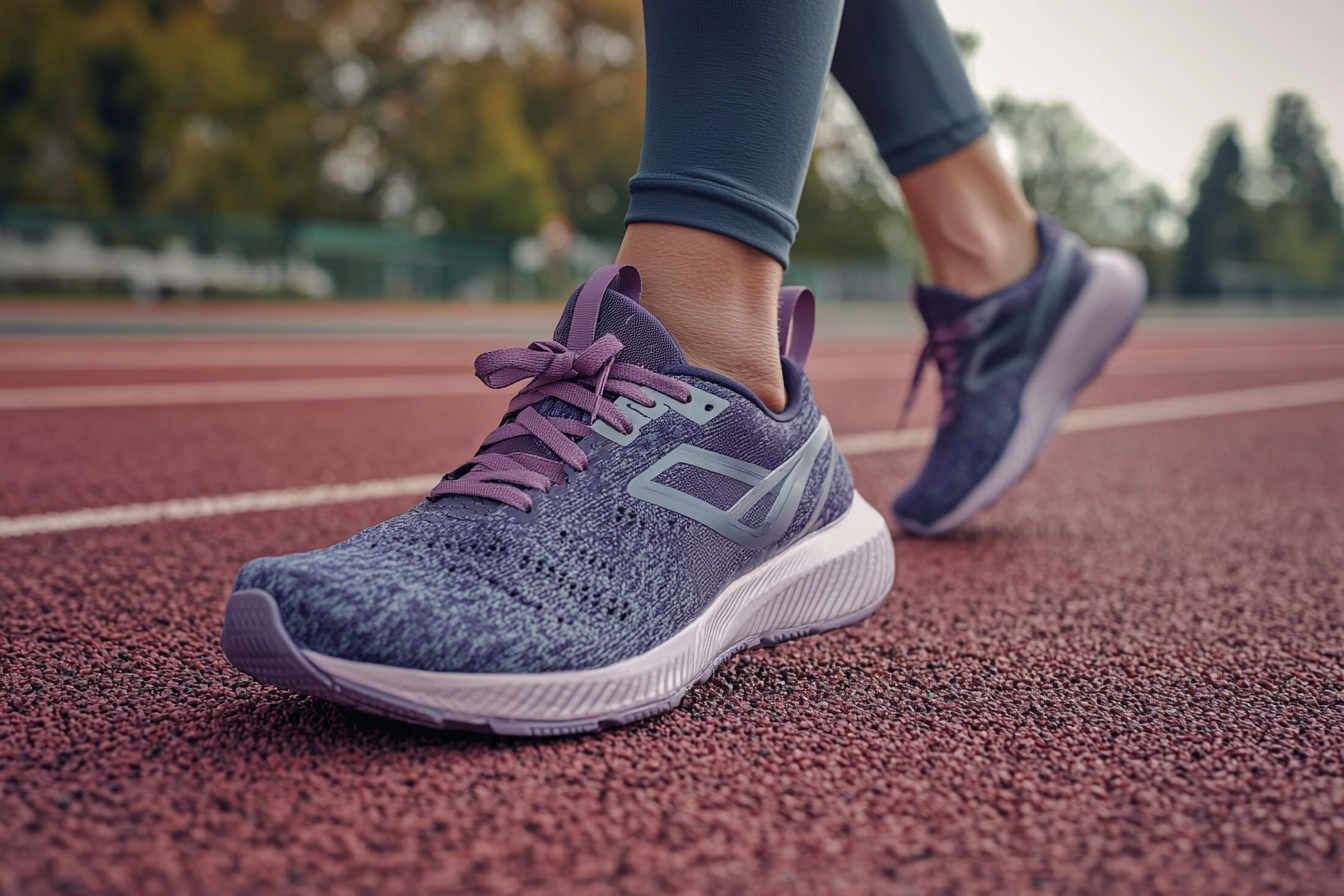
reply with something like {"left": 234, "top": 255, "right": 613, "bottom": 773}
{"left": 989, "top": 93, "right": 1180, "bottom": 291}
{"left": 1180, "top": 124, "right": 1253, "bottom": 295}
{"left": 1268, "top": 93, "right": 1342, "bottom": 237}
{"left": 793, "top": 163, "right": 900, "bottom": 262}
{"left": 18, "top": 0, "right": 1335, "bottom": 297}
{"left": 1181, "top": 95, "right": 1344, "bottom": 297}
{"left": 404, "top": 67, "right": 561, "bottom": 233}
{"left": 990, "top": 94, "right": 1175, "bottom": 254}
{"left": 0, "top": 0, "right": 647, "bottom": 235}
{"left": 0, "top": 0, "right": 903, "bottom": 253}
{"left": 1257, "top": 93, "right": 1344, "bottom": 291}
{"left": 0, "top": 0, "right": 326, "bottom": 215}
{"left": 792, "top": 81, "right": 913, "bottom": 264}
{"left": 319, "top": 0, "right": 648, "bottom": 236}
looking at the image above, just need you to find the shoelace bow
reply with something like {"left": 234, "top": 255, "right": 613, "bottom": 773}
{"left": 430, "top": 269, "right": 690, "bottom": 513}
{"left": 898, "top": 318, "right": 971, "bottom": 430}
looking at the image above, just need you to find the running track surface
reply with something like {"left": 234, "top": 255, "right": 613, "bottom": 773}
{"left": 3, "top": 309, "right": 1343, "bottom": 895}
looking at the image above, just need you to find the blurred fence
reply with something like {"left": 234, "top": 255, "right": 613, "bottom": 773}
{"left": 786, "top": 259, "right": 912, "bottom": 304}
{"left": 0, "top": 204, "right": 910, "bottom": 303}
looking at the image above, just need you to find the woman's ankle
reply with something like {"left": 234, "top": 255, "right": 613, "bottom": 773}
{"left": 899, "top": 136, "right": 1040, "bottom": 298}
{"left": 616, "top": 223, "right": 788, "bottom": 412}
{"left": 922, "top": 212, "right": 1039, "bottom": 297}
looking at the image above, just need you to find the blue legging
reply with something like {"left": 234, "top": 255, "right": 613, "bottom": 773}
{"left": 626, "top": 0, "right": 988, "bottom": 267}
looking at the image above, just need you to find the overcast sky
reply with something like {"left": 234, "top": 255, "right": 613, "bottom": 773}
{"left": 937, "top": 0, "right": 1344, "bottom": 203}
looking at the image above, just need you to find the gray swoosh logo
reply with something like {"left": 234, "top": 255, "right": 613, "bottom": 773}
{"left": 962, "top": 237, "right": 1078, "bottom": 393}
{"left": 627, "top": 418, "right": 835, "bottom": 550}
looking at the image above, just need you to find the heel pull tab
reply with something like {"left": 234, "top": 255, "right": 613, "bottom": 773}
{"left": 777, "top": 286, "right": 816, "bottom": 367}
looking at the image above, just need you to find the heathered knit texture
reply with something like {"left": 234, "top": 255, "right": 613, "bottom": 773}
{"left": 894, "top": 218, "right": 1093, "bottom": 528}
{"left": 234, "top": 290, "right": 854, "bottom": 674}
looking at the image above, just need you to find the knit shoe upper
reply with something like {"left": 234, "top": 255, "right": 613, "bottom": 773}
{"left": 893, "top": 217, "right": 1099, "bottom": 533}
{"left": 233, "top": 266, "right": 855, "bottom": 675}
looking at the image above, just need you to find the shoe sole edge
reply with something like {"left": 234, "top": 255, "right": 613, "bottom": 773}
{"left": 221, "top": 491, "right": 895, "bottom": 736}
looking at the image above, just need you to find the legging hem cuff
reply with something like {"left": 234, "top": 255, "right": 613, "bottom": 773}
{"left": 626, "top": 174, "right": 796, "bottom": 267}
{"left": 882, "top": 114, "right": 991, "bottom": 177}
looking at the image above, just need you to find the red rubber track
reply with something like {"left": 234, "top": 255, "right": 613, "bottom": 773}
{"left": 3, "top": 319, "right": 1344, "bottom": 895}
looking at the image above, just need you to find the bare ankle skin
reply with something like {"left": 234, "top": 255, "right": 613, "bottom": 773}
{"left": 899, "top": 136, "right": 1040, "bottom": 298}
{"left": 616, "top": 222, "right": 788, "bottom": 412}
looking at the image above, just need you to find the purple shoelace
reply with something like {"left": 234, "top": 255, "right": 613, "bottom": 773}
{"left": 430, "top": 265, "right": 690, "bottom": 512}
{"left": 898, "top": 318, "right": 970, "bottom": 430}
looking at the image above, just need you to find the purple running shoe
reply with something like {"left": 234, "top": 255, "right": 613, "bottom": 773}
{"left": 893, "top": 217, "right": 1147, "bottom": 536}
{"left": 221, "top": 265, "right": 894, "bottom": 735}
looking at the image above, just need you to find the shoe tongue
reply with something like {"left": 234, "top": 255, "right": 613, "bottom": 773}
{"left": 474, "top": 283, "right": 685, "bottom": 463}
{"left": 552, "top": 285, "right": 685, "bottom": 372}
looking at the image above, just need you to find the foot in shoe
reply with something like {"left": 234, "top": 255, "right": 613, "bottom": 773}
{"left": 893, "top": 216, "right": 1147, "bottom": 537}
{"left": 221, "top": 265, "right": 895, "bottom": 735}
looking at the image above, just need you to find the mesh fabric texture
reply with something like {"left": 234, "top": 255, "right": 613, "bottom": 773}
{"left": 234, "top": 290, "right": 855, "bottom": 675}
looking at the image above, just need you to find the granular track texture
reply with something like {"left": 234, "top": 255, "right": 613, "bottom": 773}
{"left": 3, "top": 335, "right": 1344, "bottom": 895}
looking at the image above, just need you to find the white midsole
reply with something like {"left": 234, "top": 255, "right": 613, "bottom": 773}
{"left": 304, "top": 492, "right": 895, "bottom": 722}
{"left": 916, "top": 249, "right": 1148, "bottom": 535}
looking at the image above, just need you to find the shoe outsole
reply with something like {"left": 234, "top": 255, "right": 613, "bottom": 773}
{"left": 897, "top": 249, "right": 1148, "bottom": 537}
{"left": 221, "top": 493, "right": 895, "bottom": 737}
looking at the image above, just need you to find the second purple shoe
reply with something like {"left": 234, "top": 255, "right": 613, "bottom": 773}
{"left": 221, "top": 265, "right": 894, "bottom": 735}
{"left": 894, "top": 217, "right": 1147, "bottom": 536}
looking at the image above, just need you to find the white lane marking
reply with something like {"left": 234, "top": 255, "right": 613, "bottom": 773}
{"left": 833, "top": 377, "right": 1344, "bottom": 457}
{"left": 1101, "top": 355, "right": 1344, "bottom": 376}
{"left": 0, "top": 476, "right": 439, "bottom": 538}
{"left": 832, "top": 428, "right": 934, "bottom": 455}
{"left": 0, "top": 374, "right": 485, "bottom": 410}
{"left": 0, "top": 348, "right": 479, "bottom": 371}
{"left": 3, "top": 377, "right": 1343, "bottom": 538}
{"left": 1057, "top": 377, "right": 1344, "bottom": 434}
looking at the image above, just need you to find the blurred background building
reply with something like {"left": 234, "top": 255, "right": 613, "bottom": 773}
{"left": 0, "top": 0, "right": 1340, "bottom": 302}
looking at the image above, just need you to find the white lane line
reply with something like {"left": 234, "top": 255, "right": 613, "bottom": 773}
{"left": 4, "top": 377, "right": 1343, "bottom": 538}
{"left": 1057, "top": 377, "right": 1344, "bottom": 434}
{"left": 0, "top": 374, "right": 485, "bottom": 410}
{"left": 0, "top": 350, "right": 474, "bottom": 371}
{"left": 832, "top": 428, "right": 934, "bottom": 455}
{"left": 833, "top": 377, "right": 1344, "bottom": 457}
{"left": 0, "top": 476, "right": 440, "bottom": 538}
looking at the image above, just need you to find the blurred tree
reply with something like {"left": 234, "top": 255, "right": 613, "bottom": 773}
{"left": 1255, "top": 93, "right": 1344, "bottom": 292}
{"left": 1267, "top": 93, "right": 1343, "bottom": 236}
{"left": 1180, "top": 96, "right": 1343, "bottom": 297}
{"left": 403, "top": 64, "right": 560, "bottom": 233}
{"left": 0, "top": 0, "right": 646, "bottom": 235}
{"left": 316, "top": 0, "right": 647, "bottom": 236}
{"left": 951, "top": 29, "right": 979, "bottom": 59}
{"left": 0, "top": 0, "right": 328, "bottom": 215}
{"left": 794, "top": 80, "right": 909, "bottom": 263}
{"left": 793, "top": 165, "right": 898, "bottom": 261}
{"left": 1179, "top": 124, "right": 1253, "bottom": 296}
{"left": 990, "top": 94, "right": 1176, "bottom": 254}
{"left": 5, "top": 0, "right": 1215, "bottom": 281}
{"left": 989, "top": 94, "right": 1179, "bottom": 291}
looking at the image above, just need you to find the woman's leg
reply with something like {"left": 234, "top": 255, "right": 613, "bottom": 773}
{"left": 617, "top": 0, "right": 844, "bottom": 411}
{"left": 830, "top": 0, "right": 1037, "bottom": 297}
{"left": 831, "top": 0, "right": 1147, "bottom": 537}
